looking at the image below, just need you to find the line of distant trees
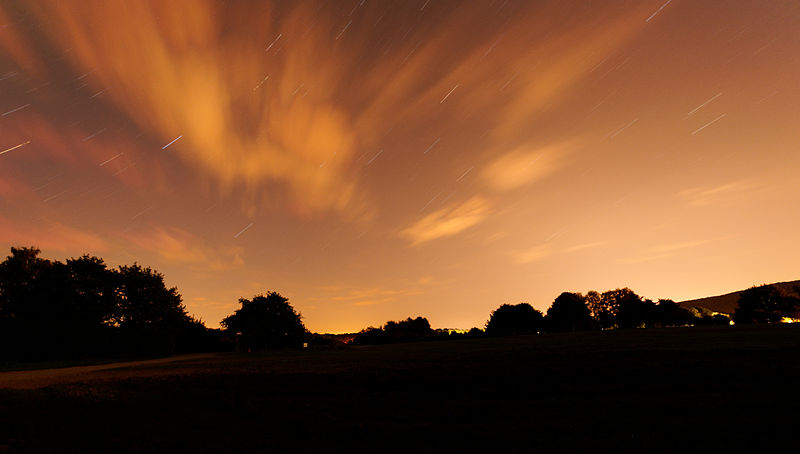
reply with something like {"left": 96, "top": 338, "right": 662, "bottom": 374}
{"left": 2, "top": 247, "right": 799, "bottom": 359}
{"left": 347, "top": 285, "right": 800, "bottom": 345}
{"left": 485, "top": 289, "right": 726, "bottom": 338}
{"left": 349, "top": 289, "right": 725, "bottom": 345}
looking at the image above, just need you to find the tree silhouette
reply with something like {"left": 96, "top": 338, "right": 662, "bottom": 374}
{"left": 221, "top": 291, "right": 306, "bottom": 351}
{"left": 352, "top": 326, "right": 386, "bottom": 345}
{"left": 486, "top": 303, "right": 544, "bottom": 337}
{"left": 384, "top": 316, "right": 432, "bottom": 338}
{"left": 733, "top": 284, "right": 800, "bottom": 324}
{"left": 352, "top": 316, "right": 433, "bottom": 344}
{"left": 115, "top": 264, "right": 189, "bottom": 328}
{"left": 600, "top": 288, "right": 655, "bottom": 329}
{"left": 64, "top": 255, "right": 118, "bottom": 328}
{"left": 0, "top": 247, "right": 50, "bottom": 321}
{"left": 653, "top": 299, "right": 695, "bottom": 327}
{"left": 586, "top": 290, "right": 614, "bottom": 329}
{"left": 0, "top": 247, "right": 202, "bottom": 359}
{"left": 545, "top": 292, "right": 593, "bottom": 332}
{"left": 0, "top": 247, "right": 64, "bottom": 358}
{"left": 113, "top": 263, "right": 192, "bottom": 355}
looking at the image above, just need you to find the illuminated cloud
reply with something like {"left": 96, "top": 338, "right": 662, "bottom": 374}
{"left": 489, "top": 7, "right": 650, "bottom": 140}
{"left": 513, "top": 243, "right": 553, "bottom": 265}
{"left": 680, "top": 181, "right": 760, "bottom": 207}
{"left": 0, "top": 216, "right": 108, "bottom": 253}
{"left": 566, "top": 241, "right": 609, "bottom": 253}
{"left": 0, "top": 110, "right": 158, "bottom": 192}
{"left": 21, "top": 1, "right": 363, "bottom": 217}
{"left": 646, "top": 240, "right": 712, "bottom": 254}
{"left": 3, "top": 0, "right": 652, "bottom": 222}
{"left": 482, "top": 143, "right": 572, "bottom": 192}
{"left": 619, "top": 239, "right": 722, "bottom": 264}
{"left": 401, "top": 196, "right": 490, "bottom": 246}
{"left": 124, "top": 226, "right": 244, "bottom": 271}
{"left": 0, "top": 174, "right": 37, "bottom": 202}
{"left": 0, "top": 8, "right": 45, "bottom": 78}
{"left": 308, "top": 282, "right": 430, "bottom": 308}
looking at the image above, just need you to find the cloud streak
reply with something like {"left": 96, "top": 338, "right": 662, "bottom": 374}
{"left": 124, "top": 226, "right": 244, "bottom": 271}
{"left": 401, "top": 196, "right": 490, "bottom": 246}
{"left": 680, "top": 181, "right": 760, "bottom": 207}
{"left": 0, "top": 216, "right": 108, "bottom": 253}
{"left": 482, "top": 143, "right": 573, "bottom": 192}
{"left": 513, "top": 243, "right": 553, "bottom": 265}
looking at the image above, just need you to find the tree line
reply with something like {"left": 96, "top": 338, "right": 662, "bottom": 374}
{"left": 342, "top": 284, "right": 800, "bottom": 345}
{"left": 0, "top": 247, "right": 220, "bottom": 361}
{"left": 351, "top": 289, "right": 724, "bottom": 345}
{"left": 1, "top": 247, "right": 798, "bottom": 360}
{"left": 337, "top": 286, "right": 800, "bottom": 345}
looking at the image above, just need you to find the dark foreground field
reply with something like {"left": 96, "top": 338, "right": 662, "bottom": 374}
{"left": 1, "top": 325, "right": 799, "bottom": 453}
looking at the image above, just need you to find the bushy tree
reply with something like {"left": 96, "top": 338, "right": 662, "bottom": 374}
{"left": 0, "top": 247, "right": 200, "bottom": 360}
{"left": 586, "top": 290, "right": 614, "bottom": 329}
{"left": 734, "top": 284, "right": 800, "bottom": 324}
{"left": 65, "top": 255, "right": 118, "bottom": 329}
{"left": 384, "top": 316, "right": 432, "bottom": 338}
{"left": 221, "top": 291, "right": 306, "bottom": 351}
{"left": 545, "top": 292, "right": 593, "bottom": 332}
{"left": 653, "top": 299, "right": 695, "bottom": 327}
{"left": 351, "top": 326, "right": 385, "bottom": 345}
{"left": 600, "top": 288, "right": 655, "bottom": 329}
{"left": 486, "top": 303, "right": 544, "bottom": 337}
{"left": 352, "top": 316, "right": 433, "bottom": 344}
{"left": 0, "top": 247, "right": 57, "bottom": 358}
{"left": 115, "top": 264, "right": 189, "bottom": 328}
{"left": 0, "top": 247, "right": 51, "bottom": 322}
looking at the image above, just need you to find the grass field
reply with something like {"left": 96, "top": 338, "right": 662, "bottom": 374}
{"left": 1, "top": 324, "right": 799, "bottom": 452}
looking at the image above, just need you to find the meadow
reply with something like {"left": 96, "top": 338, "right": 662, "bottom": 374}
{"left": 1, "top": 324, "right": 798, "bottom": 452}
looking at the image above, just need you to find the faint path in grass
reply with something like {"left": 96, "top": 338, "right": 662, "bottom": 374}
{"left": 0, "top": 353, "right": 227, "bottom": 390}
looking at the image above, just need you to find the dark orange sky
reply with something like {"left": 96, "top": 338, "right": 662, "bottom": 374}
{"left": 1, "top": 0, "right": 799, "bottom": 333}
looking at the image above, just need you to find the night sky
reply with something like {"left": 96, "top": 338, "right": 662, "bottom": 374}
{"left": 1, "top": 0, "right": 799, "bottom": 333}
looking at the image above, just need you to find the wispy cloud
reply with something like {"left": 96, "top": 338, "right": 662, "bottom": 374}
{"left": 0, "top": 216, "right": 108, "bottom": 253}
{"left": 646, "top": 239, "right": 711, "bottom": 254}
{"left": 619, "top": 238, "right": 721, "bottom": 264}
{"left": 617, "top": 253, "right": 674, "bottom": 265}
{"left": 566, "top": 241, "right": 609, "bottom": 253}
{"left": 482, "top": 143, "right": 572, "bottom": 192}
{"left": 680, "top": 181, "right": 759, "bottom": 207}
{"left": 124, "top": 226, "right": 244, "bottom": 271}
{"left": 513, "top": 243, "right": 553, "bottom": 264}
{"left": 318, "top": 283, "right": 427, "bottom": 307}
{"left": 401, "top": 196, "right": 490, "bottom": 246}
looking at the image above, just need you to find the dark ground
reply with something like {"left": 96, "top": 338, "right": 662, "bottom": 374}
{"left": 1, "top": 324, "right": 798, "bottom": 453}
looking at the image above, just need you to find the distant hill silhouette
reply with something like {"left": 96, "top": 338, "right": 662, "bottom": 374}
{"left": 679, "top": 280, "right": 800, "bottom": 314}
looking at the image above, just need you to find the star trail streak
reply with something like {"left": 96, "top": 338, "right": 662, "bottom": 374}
{"left": 0, "top": 141, "right": 30, "bottom": 156}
